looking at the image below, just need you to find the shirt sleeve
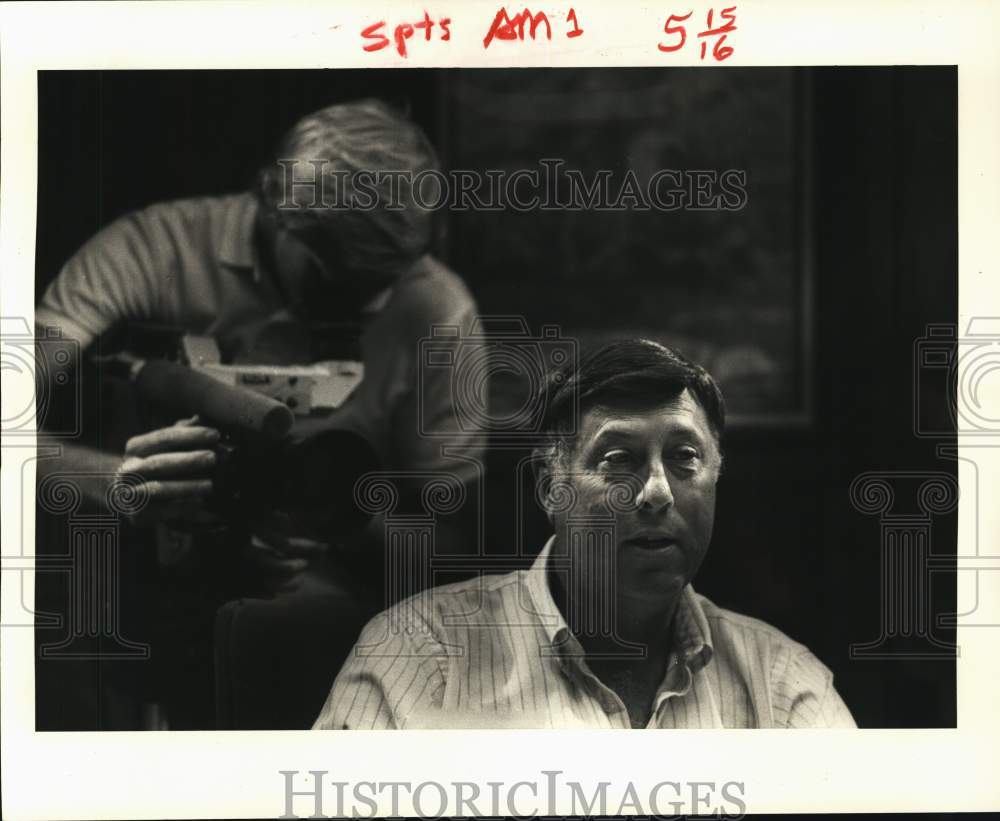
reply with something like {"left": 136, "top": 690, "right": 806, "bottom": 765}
{"left": 36, "top": 207, "right": 169, "bottom": 349}
{"left": 390, "top": 299, "right": 486, "bottom": 486}
{"left": 774, "top": 650, "right": 857, "bottom": 728}
{"left": 312, "top": 603, "right": 447, "bottom": 730}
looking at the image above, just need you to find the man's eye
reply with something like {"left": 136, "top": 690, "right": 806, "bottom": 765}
{"left": 600, "top": 450, "right": 633, "bottom": 468}
{"left": 670, "top": 446, "right": 700, "bottom": 463}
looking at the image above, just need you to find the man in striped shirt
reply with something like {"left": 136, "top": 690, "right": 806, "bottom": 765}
{"left": 314, "top": 339, "right": 856, "bottom": 729}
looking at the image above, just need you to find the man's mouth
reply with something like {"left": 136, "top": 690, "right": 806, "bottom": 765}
{"left": 622, "top": 534, "right": 678, "bottom": 551}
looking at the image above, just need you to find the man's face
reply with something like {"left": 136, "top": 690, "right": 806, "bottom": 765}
{"left": 256, "top": 212, "right": 396, "bottom": 320}
{"left": 548, "top": 388, "right": 722, "bottom": 605}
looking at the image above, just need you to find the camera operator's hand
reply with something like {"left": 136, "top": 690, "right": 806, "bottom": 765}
{"left": 117, "top": 416, "right": 222, "bottom": 527}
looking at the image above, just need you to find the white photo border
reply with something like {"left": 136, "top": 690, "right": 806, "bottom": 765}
{"left": 2, "top": 0, "right": 999, "bottom": 817}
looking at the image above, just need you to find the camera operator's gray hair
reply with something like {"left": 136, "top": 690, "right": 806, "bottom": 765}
{"left": 256, "top": 99, "right": 438, "bottom": 276}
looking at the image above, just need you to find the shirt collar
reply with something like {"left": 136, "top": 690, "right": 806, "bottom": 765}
{"left": 523, "top": 536, "right": 571, "bottom": 646}
{"left": 523, "top": 536, "right": 714, "bottom": 671}
{"left": 216, "top": 192, "right": 398, "bottom": 315}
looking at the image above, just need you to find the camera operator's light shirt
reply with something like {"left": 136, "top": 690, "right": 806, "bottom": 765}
{"left": 313, "top": 537, "right": 857, "bottom": 729}
{"left": 36, "top": 192, "right": 481, "bottom": 479}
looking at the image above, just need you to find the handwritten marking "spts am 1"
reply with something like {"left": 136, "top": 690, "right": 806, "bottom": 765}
{"left": 658, "top": 6, "right": 736, "bottom": 62}
{"left": 483, "top": 7, "right": 583, "bottom": 48}
{"left": 362, "top": 12, "right": 451, "bottom": 57}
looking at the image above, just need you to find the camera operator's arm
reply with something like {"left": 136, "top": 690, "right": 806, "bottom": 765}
{"left": 35, "top": 316, "right": 220, "bottom": 524}
{"left": 35, "top": 208, "right": 218, "bottom": 524}
{"left": 38, "top": 423, "right": 218, "bottom": 526}
{"left": 36, "top": 205, "right": 169, "bottom": 351}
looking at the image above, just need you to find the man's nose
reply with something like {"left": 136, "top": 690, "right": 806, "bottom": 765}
{"left": 636, "top": 463, "right": 673, "bottom": 512}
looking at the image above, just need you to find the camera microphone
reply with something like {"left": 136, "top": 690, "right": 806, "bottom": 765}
{"left": 132, "top": 358, "right": 294, "bottom": 440}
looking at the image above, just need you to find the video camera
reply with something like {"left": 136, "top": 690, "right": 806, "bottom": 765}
{"left": 102, "top": 329, "right": 379, "bottom": 540}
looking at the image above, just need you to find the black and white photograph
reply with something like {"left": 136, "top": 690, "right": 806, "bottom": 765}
{"left": 2, "top": 1, "right": 999, "bottom": 818}
{"left": 29, "top": 65, "right": 956, "bottom": 734}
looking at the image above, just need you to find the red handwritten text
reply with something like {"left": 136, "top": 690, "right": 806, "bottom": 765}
{"left": 658, "top": 6, "right": 736, "bottom": 62}
{"left": 362, "top": 11, "right": 451, "bottom": 58}
{"left": 483, "top": 7, "right": 583, "bottom": 48}
{"left": 658, "top": 11, "right": 692, "bottom": 52}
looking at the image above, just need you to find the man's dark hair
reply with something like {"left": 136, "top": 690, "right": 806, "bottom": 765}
{"left": 540, "top": 338, "right": 726, "bottom": 447}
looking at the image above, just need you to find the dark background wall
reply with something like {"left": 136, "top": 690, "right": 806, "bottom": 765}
{"left": 35, "top": 67, "right": 957, "bottom": 728}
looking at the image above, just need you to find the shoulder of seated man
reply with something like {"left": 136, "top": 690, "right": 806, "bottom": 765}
{"left": 389, "top": 254, "right": 476, "bottom": 319}
{"left": 695, "top": 591, "right": 832, "bottom": 674}
{"left": 370, "top": 569, "right": 526, "bottom": 643}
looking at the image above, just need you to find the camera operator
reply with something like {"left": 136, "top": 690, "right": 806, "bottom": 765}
{"left": 35, "top": 99, "right": 482, "bottom": 728}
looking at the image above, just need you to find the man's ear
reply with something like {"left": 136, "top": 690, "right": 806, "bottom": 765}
{"left": 708, "top": 434, "right": 725, "bottom": 481}
{"left": 531, "top": 445, "right": 557, "bottom": 520}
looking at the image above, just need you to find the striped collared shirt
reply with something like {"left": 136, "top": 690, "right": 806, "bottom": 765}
{"left": 313, "top": 539, "right": 856, "bottom": 729}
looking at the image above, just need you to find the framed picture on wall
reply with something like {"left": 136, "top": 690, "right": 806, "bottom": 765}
{"left": 442, "top": 67, "right": 814, "bottom": 427}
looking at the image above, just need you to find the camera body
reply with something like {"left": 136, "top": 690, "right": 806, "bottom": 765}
{"left": 210, "top": 424, "right": 379, "bottom": 539}
{"left": 417, "top": 316, "right": 578, "bottom": 441}
{"left": 180, "top": 332, "right": 363, "bottom": 415}
{"left": 914, "top": 319, "right": 1000, "bottom": 437}
{"left": 127, "top": 334, "right": 378, "bottom": 539}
